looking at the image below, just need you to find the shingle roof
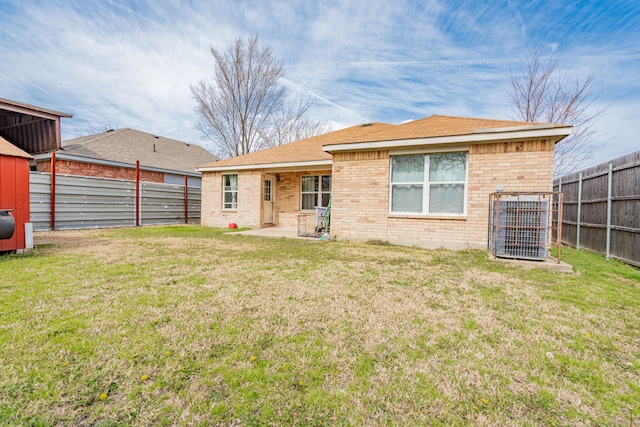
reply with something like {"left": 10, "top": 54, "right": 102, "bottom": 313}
{"left": 59, "top": 128, "right": 218, "bottom": 173}
{"left": 199, "top": 122, "right": 393, "bottom": 169}
{"left": 199, "top": 115, "right": 567, "bottom": 170}
{"left": 341, "top": 115, "right": 545, "bottom": 144}
{"left": 0, "top": 136, "right": 33, "bottom": 159}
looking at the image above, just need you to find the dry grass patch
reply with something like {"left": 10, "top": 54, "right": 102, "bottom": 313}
{"left": 1, "top": 225, "right": 638, "bottom": 426}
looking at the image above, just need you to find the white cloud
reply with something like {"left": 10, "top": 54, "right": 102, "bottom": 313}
{"left": 0, "top": 0, "right": 638, "bottom": 167}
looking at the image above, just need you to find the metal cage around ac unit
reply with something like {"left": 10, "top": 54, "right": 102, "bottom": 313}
{"left": 489, "top": 193, "right": 559, "bottom": 261}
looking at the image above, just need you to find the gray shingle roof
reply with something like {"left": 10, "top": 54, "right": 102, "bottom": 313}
{"left": 60, "top": 128, "right": 218, "bottom": 173}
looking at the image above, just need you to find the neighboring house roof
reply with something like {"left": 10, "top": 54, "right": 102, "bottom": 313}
{"left": 198, "top": 115, "right": 572, "bottom": 172}
{"left": 0, "top": 136, "right": 33, "bottom": 159}
{"left": 198, "top": 122, "right": 393, "bottom": 171}
{"left": 45, "top": 128, "right": 218, "bottom": 174}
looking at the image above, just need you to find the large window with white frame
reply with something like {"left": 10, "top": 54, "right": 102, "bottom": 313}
{"left": 301, "top": 175, "right": 331, "bottom": 210}
{"left": 222, "top": 174, "right": 238, "bottom": 209}
{"left": 390, "top": 152, "right": 467, "bottom": 215}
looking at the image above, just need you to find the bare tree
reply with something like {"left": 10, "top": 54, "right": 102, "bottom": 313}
{"left": 259, "top": 98, "right": 330, "bottom": 147}
{"left": 191, "top": 36, "right": 325, "bottom": 158}
{"left": 74, "top": 122, "right": 125, "bottom": 137}
{"left": 510, "top": 48, "right": 602, "bottom": 176}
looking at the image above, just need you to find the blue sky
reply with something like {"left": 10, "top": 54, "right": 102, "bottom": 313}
{"left": 1, "top": 0, "right": 639, "bottom": 167}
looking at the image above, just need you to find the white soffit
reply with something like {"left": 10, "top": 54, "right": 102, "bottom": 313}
{"left": 197, "top": 159, "right": 333, "bottom": 173}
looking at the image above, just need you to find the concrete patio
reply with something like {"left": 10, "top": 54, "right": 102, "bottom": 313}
{"left": 228, "top": 226, "right": 328, "bottom": 241}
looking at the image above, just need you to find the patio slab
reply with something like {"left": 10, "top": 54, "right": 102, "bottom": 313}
{"left": 228, "top": 227, "right": 327, "bottom": 241}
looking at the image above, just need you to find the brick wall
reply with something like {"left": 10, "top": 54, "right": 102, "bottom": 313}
{"left": 36, "top": 159, "right": 163, "bottom": 182}
{"left": 200, "top": 169, "right": 332, "bottom": 229}
{"left": 331, "top": 140, "right": 555, "bottom": 249}
{"left": 275, "top": 170, "right": 331, "bottom": 228}
{"left": 330, "top": 151, "right": 390, "bottom": 242}
{"left": 200, "top": 170, "right": 262, "bottom": 228}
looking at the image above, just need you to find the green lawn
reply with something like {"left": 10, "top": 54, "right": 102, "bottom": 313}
{"left": 1, "top": 226, "right": 638, "bottom": 426}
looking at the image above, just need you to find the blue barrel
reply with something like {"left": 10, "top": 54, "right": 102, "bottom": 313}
{"left": 0, "top": 210, "right": 15, "bottom": 240}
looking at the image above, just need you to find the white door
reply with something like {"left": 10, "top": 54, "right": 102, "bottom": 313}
{"left": 263, "top": 176, "right": 275, "bottom": 224}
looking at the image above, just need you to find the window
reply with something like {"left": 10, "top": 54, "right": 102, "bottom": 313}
{"left": 264, "top": 179, "right": 272, "bottom": 202}
{"left": 301, "top": 175, "right": 331, "bottom": 210}
{"left": 223, "top": 174, "right": 238, "bottom": 209}
{"left": 390, "top": 152, "right": 467, "bottom": 215}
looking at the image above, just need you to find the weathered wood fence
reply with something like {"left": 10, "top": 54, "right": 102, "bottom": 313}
{"left": 553, "top": 151, "right": 640, "bottom": 267}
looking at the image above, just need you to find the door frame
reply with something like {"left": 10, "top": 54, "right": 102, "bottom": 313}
{"left": 263, "top": 174, "right": 276, "bottom": 225}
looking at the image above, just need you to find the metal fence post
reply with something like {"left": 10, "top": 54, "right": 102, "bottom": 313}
{"left": 50, "top": 152, "right": 56, "bottom": 230}
{"left": 184, "top": 174, "right": 189, "bottom": 225}
{"left": 135, "top": 160, "right": 140, "bottom": 227}
{"left": 577, "top": 172, "right": 582, "bottom": 250}
{"left": 606, "top": 163, "right": 613, "bottom": 259}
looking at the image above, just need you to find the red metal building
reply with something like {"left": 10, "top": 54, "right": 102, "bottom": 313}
{"left": 0, "top": 97, "right": 71, "bottom": 240}
{"left": 0, "top": 136, "right": 33, "bottom": 252}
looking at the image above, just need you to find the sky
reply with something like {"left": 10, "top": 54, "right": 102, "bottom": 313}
{"left": 1, "top": 0, "right": 639, "bottom": 168}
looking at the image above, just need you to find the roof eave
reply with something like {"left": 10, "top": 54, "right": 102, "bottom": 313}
{"left": 0, "top": 97, "right": 73, "bottom": 119}
{"left": 0, "top": 149, "right": 33, "bottom": 160}
{"left": 198, "top": 159, "right": 333, "bottom": 173}
{"left": 33, "top": 152, "right": 202, "bottom": 176}
{"left": 323, "top": 126, "right": 573, "bottom": 153}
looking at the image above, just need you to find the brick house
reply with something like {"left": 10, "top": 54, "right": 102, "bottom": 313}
{"left": 34, "top": 128, "right": 219, "bottom": 186}
{"left": 198, "top": 115, "right": 571, "bottom": 249}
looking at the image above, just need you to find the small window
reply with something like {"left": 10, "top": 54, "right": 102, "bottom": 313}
{"left": 264, "top": 179, "right": 272, "bottom": 202}
{"left": 301, "top": 175, "right": 331, "bottom": 210}
{"left": 223, "top": 174, "right": 238, "bottom": 209}
{"left": 390, "top": 152, "right": 467, "bottom": 215}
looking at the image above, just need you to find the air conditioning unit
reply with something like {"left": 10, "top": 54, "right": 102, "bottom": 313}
{"left": 491, "top": 196, "right": 549, "bottom": 261}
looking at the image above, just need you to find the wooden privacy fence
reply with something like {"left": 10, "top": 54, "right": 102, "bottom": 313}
{"left": 30, "top": 171, "right": 201, "bottom": 231}
{"left": 553, "top": 151, "right": 640, "bottom": 267}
